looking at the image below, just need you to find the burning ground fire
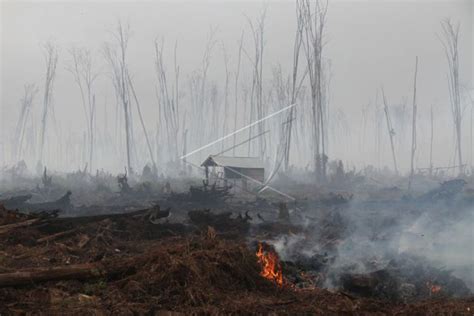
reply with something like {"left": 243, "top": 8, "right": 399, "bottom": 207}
{"left": 255, "top": 242, "right": 318, "bottom": 290}
{"left": 427, "top": 282, "right": 442, "bottom": 294}
{"left": 256, "top": 243, "right": 284, "bottom": 286}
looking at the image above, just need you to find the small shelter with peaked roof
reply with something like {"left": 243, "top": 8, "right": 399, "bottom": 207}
{"left": 201, "top": 155, "right": 265, "bottom": 187}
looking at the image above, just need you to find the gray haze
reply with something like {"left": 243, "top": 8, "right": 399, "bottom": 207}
{"left": 1, "top": 0, "right": 473, "bottom": 174}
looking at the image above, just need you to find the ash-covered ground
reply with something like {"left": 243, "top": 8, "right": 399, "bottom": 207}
{"left": 0, "top": 166, "right": 472, "bottom": 315}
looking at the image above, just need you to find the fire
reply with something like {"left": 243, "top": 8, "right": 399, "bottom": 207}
{"left": 427, "top": 282, "right": 442, "bottom": 294}
{"left": 256, "top": 243, "right": 283, "bottom": 286}
{"left": 430, "top": 285, "right": 442, "bottom": 293}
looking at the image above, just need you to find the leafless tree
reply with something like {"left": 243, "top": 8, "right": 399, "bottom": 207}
{"left": 221, "top": 42, "right": 230, "bottom": 152}
{"left": 38, "top": 42, "right": 58, "bottom": 167}
{"left": 233, "top": 31, "right": 244, "bottom": 156}
{"left": 14, "top": 84, "right": 38, "bottom": 162}
{"left": 103, "top": 21, "right": 133, "bottom": 173}
{"left": 67, "top": 47, "right": 99, "bottom": 172}
{"left": 127, "top": 71, "right": 157, "bottom": 172}
{"left": 263, "top": 65, "right": 291, "bottom": 185}
{"left": 470, "top": 96, "right": 473, "bottom": 172}
{"left": 202, "top": 28, "right": 218, "bottom": 147}
{"left": 154, "top": 38, "right": 180, "bottom": 164}
{"left": 244, "top": 8, "right": 267, "bottom": 159}
{"left": 284, "top": 1, "right": 306, "bottom": 171}
{"left": 382, "top": 88, "right": 399, "bottom": 175}
{"left": 299, "top": 0, "right": 328, "bottom": 181}
{"left": 187, "top": 27, "right": 217, "bottom": 163}
{"left": 440, "top": 19, "right": 463, "bottom": 174}
{"left": 408, "top": 57, "right": 418, "bottom": 189}
{"left": 429, "top": 105, "right": 434, "bottom": 176}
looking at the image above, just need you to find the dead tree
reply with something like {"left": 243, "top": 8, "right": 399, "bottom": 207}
{"left": 14, "top": 84, "right": 38, "bottom": 162}
{"left": 440, "top": 19, "right": 463, "bottom": 175}
{"left": 471, "top": 99, "right": 473, "bottom": 172}
{"left": 42, "top": 166, "right": 52, "bottom": 188}
{"left": 154, "top": 39, "right": 180, "bottom": 164}
{"left": 266, "top": 2, "right": 306, "bottom": 177}
{"left": 284, "top": 1, "right": 306, "bottom": 171}
{"left": 104, "top": 21, "right": 133, "bottom": 174}
{"left": 221, "top": 42, "right": 230, "bottom": 152}
{"left": 38, "top": 42, "right": 58, "bottom": 167}
{"left": 382, "top": 88, "right": 399, "bottom": 175}
{"left": 299, "top": 0, "right": 328, "bottom": 181}
{"left": 265, "top": 66, "right": 291, "bottom": 184}
{"left": 430, "top": 106, "right": 434, "bottom": 176}
{"left": 68, "top": 47, "right": 99, "bottom": 172}
{"left": 244, "top": 8, "right": 267, "bottom": 159}
{"left": 209, "top": 83, "right": 220, "bottom": 141}
{"left": 187, "top": 28, "right": 217, "bottom": 162}
{"left": 127, "top": 72, "right": 157, "bottom": 172}
{"left": 202, "top": 28, "right": 218, "bottom": 149}
{"left": 233, "top": 31, "right": 244, "bottom": 156}
{"left": 408, "top": 57, "right": 418, "bottom": 189}
{"left": 182, "top": 128, "right": 188, "bottom": 173}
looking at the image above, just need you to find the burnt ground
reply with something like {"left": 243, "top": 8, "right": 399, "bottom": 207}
{"left": 0, "top": 176, "right": 473, "bottom": 315}
{"left": 0, "top": 174, "right": 474, "bottom": 315}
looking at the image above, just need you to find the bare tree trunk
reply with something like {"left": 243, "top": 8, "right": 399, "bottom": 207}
{"left": 429, "top": 106, "right": 434, "bottom": 176}
{"left": 154, "top": 39, "right": 181, "bottom": 165}
{"left": 284, "top": 1, "right": 305, "bottom": 172}
{"left": 471, "top": 100, "right": 473, "bottom": 172}
{"left": 221, "top": 43, "right": 230, "bottom": 152}
{"left": 408, "top": 57, "right": 418, "bottom": 189}
{"left": 382, "top": 89, "right": 399, "bottom": 175}
{"left": 90, "top": 95, "right": 95, "bottom": 172}
{"left": 127, "top": 72, "right": 157, "bottom": 172}
{"left": 68, "top": 47, "right": 98, "bottom": 173}
{"left": 15, "top": 84, "right": 38, "bottom": 162}
{"left": 38, "top": 42, "right": 58, "bottom": 168}
{"left": 245, "top": 9, "right": 267, "bottom": 159}
{"left": 104, "top": 21, "right": 133, "bottom": 173}
{"left": 233, "top": 31, "right": 244, "bottom": 156}
{"left": 299, "top": 0, "right": 328, "bottom": 182}
{"left": 440, "top": 19, "right": 463, "bottom": 175}
{"left": 201, "top": 28, "right": 217, "bottom": 157}
{"left": 182, "top": 129, "right": 188, "bottom": 173}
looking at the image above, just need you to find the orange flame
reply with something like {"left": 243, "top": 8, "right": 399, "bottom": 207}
{"left": 256, "top": 243, "right": 283, "bottom": 286}
{"left": 427, "top": 282, "right": 442, "bottom": 294}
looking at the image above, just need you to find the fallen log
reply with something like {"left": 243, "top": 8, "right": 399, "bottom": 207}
{"left": 0, "top": 218, "right": 41, "bottom": 234}
{"left": 0, "top": 256, "right": 139, "bottom": 287}
{"left": 49, "top": 207, "right": 152, "bottom": 226}
{"left": 36, "top": 228, "right": 77, "bottom": 243}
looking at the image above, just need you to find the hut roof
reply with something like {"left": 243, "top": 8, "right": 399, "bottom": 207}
{"left": 201, "top": 155, "right": 264, "bottom": 169}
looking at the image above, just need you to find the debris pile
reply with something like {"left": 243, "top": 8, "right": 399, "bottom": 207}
{"left": 0, "top": 202, "right": 472, "bottom": 314}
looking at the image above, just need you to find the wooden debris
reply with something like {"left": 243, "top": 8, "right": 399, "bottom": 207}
{"left": 0, "top": 257, "right": 138, "bottom": 287}
{"left": 36, "top": 229, "right": 77, "bottom": 243}
{"left": 0, "top": 218, "right": 41, "bottom": 235}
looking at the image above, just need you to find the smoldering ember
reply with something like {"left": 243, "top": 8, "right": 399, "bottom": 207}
{"left": 0, "top": 0, "right": 473, "bottom": 315}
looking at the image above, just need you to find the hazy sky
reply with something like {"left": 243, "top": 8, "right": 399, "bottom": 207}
{"left": 1, "top": 0, "right": 473, "bottom": 171}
